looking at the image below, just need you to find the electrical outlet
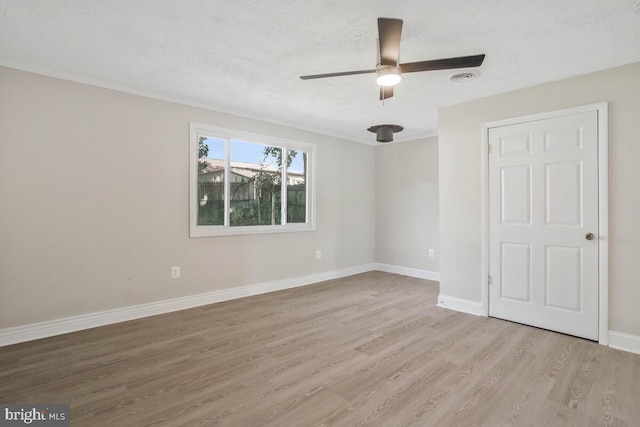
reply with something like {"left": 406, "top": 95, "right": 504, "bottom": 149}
{"left": 171, "top": 266, "right": 181, "bottom": 279}
{"left": 316, "top": 250, "right": 322, "bottom": 260}
{"left": 429, "top": 249, "right": 435, "bottom": 258}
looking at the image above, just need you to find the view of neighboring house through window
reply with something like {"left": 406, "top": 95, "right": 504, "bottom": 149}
{"left": 190, "top": 123, "right": 315, "bottom": 237}
{"left": 197, "top": 136, "right": 225, "bottom": 226}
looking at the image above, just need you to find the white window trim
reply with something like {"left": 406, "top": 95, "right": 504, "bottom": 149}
{"left": 189, "top": 122, "right": 316, "bottom": 237}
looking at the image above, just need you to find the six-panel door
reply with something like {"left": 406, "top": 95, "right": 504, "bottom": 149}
{"left": 488, "top": 111, "right": 599, "bottom": 340}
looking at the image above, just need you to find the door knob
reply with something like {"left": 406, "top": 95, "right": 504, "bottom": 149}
{"left": 585, "top": 232, "right": 595, "bottom": 240}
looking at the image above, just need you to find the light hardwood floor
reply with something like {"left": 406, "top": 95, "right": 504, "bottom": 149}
{"left": 1, "top": 271, "right": 639, "bottom": 426}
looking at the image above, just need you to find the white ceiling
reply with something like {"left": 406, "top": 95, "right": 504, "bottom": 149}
{"left": 1, "top": 0, "right": 640, "bottom": 145}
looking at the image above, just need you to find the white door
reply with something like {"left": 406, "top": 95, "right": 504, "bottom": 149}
{"left": 488, "top": 110, "right": 599, "bottom": 340}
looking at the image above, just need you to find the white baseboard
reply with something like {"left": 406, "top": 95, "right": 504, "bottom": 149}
{"left": 0, "top": 263, "right": 375, "bottom": 347}
{"left": 437, "top": 294, "right": 482, "bottom": 316}
{"left": 20, "top": 265, "right": 637, "bottom": 355}
{"left": 608, "top": 331, "right": 640, "bottom": 355}
{"left": 374, "top": 263, "right": 440, "bottom": 281}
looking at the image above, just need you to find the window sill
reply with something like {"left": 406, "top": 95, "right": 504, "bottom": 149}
{"left": 190, "top": 223, "right": 316, "bottom": 238}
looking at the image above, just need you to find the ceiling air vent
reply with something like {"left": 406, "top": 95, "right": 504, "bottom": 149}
{"left": 449, "top": 71, "right": 478, "bottom": 83}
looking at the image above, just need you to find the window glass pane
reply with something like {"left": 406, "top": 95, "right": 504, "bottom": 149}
{"left": 229, "top": 140, "right": 282, "bottom": 226}
{"left": 287, "top": 151, "right": 307, "bottom": 223}
{"left": 197, "top": 137, "right": 225, "bottom": 226}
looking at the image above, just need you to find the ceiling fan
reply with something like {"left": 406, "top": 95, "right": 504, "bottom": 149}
{"left": 300, "top": 18, "right": 486, "bottom": 100}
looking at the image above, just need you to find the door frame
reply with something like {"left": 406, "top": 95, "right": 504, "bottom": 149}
{"left": 480, "top": 102, "right": 609, "bottom": 345}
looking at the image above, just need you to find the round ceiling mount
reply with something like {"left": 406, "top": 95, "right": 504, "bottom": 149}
{"left": 449, "top": 71, "right": 479, "bottom": 83}
{"left": 367, "top": 124, "right": 404, "bottom": 143}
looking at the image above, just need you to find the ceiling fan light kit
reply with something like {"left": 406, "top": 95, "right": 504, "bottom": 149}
{"left": 376, "top": 66, "right": 402, "bottom": 86}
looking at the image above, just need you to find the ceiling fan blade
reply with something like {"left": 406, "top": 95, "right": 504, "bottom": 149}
{"left": 300, "top": 68, "right": 376, "bottom": 80}
{"left": 378, "top": 18, "right": 403, "bottom": 66}
{"left": 400, "top": 54, "right": 485, "bottom": 73}
{"left": 380, "top": 86, "right": 394, "bottom": 100}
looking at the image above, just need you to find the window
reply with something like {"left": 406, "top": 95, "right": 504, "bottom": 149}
{"left": 190, "top": 123, "right": 315, "bottom": 237}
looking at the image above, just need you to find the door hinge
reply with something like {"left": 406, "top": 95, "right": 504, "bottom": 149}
{"left": 488, "top": 275, "right": 492, "bottom": 285}
{"left": 488, "top": 144, "right": 492, "bottom": 154}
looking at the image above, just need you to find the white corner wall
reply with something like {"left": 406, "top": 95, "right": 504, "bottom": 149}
{"left": 375, "top": 137, "right": 439, "bottom": 277}
{"left": 0, "top": 66, "right": 376, "bottom": 329}
{"left": 438, "top": 61, "right": 640, "bottom": 340}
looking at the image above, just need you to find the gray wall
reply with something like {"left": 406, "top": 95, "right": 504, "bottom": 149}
{"left": 375, "top": 137, "right": 439, "bottom": 272}
{"left": 0, "top": 66, "right": 376, "bottom": 328}
{"left": 438, "top": 62, "right": 640, "bottom": 337}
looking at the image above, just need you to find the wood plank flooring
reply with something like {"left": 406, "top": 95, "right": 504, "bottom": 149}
{"left": 1, "top": 271, "right": 639, "bottom": 426}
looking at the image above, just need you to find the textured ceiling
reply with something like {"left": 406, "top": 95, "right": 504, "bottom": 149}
{"left": 1, "top": 0, "right": 640, "bottom": 144}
